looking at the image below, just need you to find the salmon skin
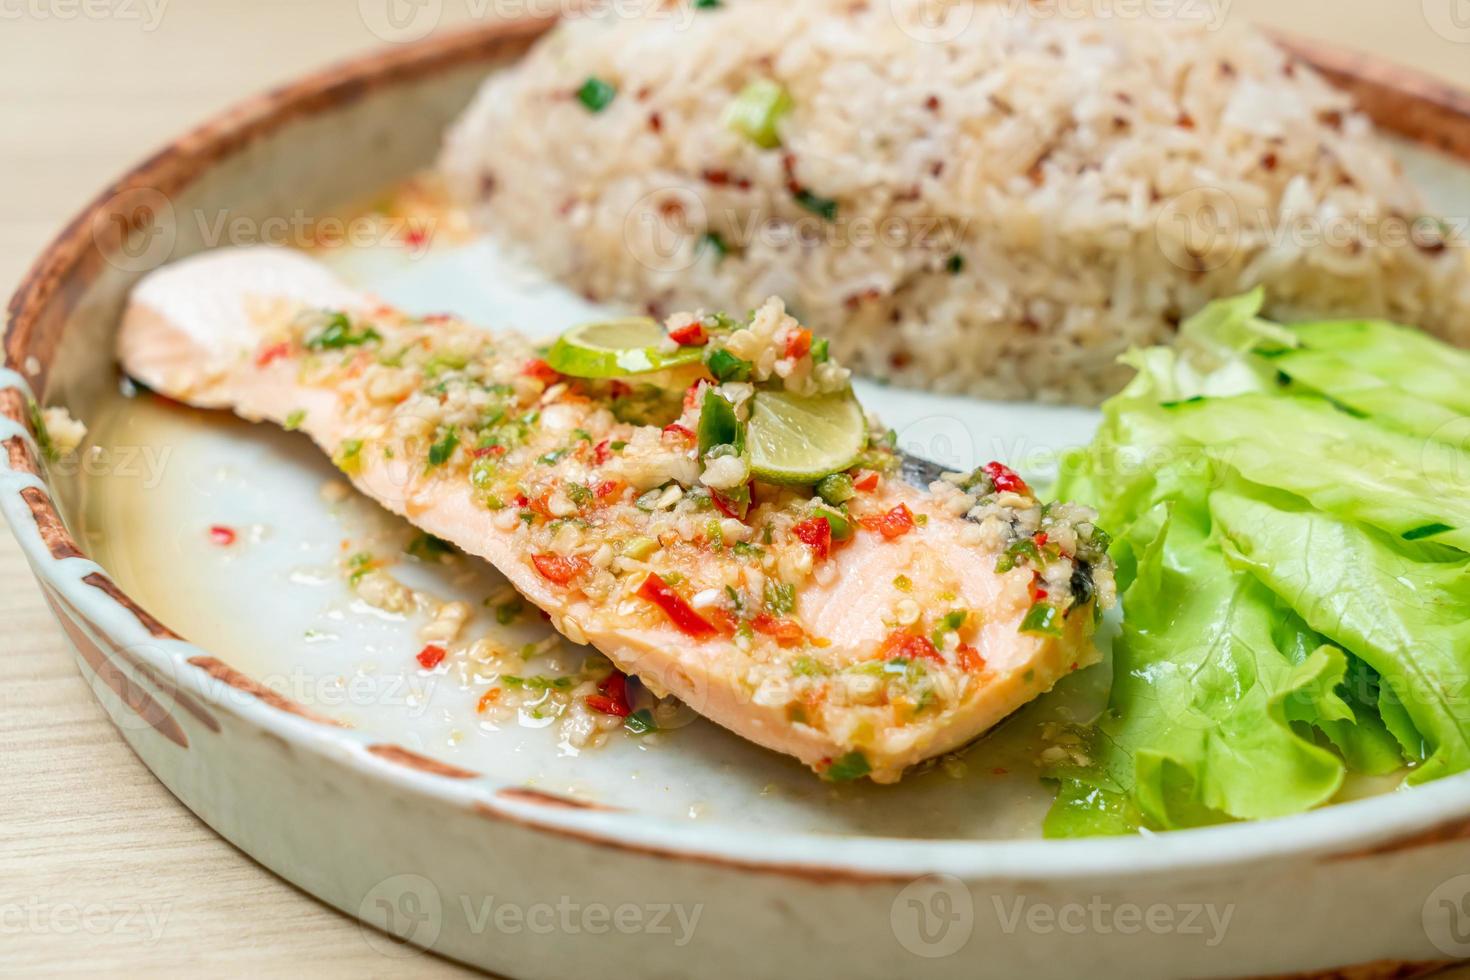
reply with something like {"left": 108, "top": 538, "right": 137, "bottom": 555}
{"left": 118, "top": 246, "right": 1115, "bottom": 782}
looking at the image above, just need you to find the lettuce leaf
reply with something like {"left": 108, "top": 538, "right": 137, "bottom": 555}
{"left": 1055, "top": 292, "right": 1278, "bottom": 585}
{"left": 1043, "top": 489, "right": 1377, "bottom": 833}
{"left": 1288, "top": 318, "right": 1470, "bottom": 416}
{"left": 1044, "top": 292, "right": 1467, "bottom": 836}
{"left": 1212, "top": 488, "right": 1470, "bottom": 785}
{"left": 1160, "top": 395, "right": 1470, "bottom": 552}
{"left": 1265, "top": 346, "right": 1464, "bottom": 443}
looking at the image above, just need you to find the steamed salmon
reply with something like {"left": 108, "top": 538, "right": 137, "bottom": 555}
{"left": 118, "top": 246, "right": 1115, "bottom": 782}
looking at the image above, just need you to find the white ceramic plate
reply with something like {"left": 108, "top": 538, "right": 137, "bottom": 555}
{"left": 7, "top": 22, "right": 1470, "bottom": 977}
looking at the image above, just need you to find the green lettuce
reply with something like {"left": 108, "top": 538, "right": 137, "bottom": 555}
{"left": 1212, "top": 488, "right": 1470, "bottom": 785}
{"left": 1161, "top": 395, "right": 1470, "bottom": 551}
{"left": 1044, "top": 497, "right": 1365, "bottom": 833}
{"left": 1288, "top": 318, "right": 1470, "bottom": 416}
{"left": 1266, "top": 346, "right": 1463, "bottom": 442}
{"left": 1046, "top": 292, "right": 1469, "bottom": 836}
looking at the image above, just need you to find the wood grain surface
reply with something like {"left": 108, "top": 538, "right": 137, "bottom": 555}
{"left": 3, "top": 2, "right": 1470, "bottom": 976}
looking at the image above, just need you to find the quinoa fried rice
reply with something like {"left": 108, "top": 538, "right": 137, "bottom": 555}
{"left": 441, "top": 0, "right": 1470, "bottom": 404}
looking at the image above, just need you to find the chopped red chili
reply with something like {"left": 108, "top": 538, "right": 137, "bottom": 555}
{"left": 471, "top": 445, "right": 505, "bottom": 459}
{"left": 880, "top": 630, "right": 944, "bottom": 664}
{"left": 587, "top": 672, "right": 632, "bottom": 716}
{"left": 682, "top": 380, "right": 704, "bottom": 412}
{"left": 637, "top": 573, "right": 717, "bottom": 638}
{"left": 593, "top": 439, "right": 612, "bottom": 464}
{"left": 784, "top": 328, "right": 812, "bottom": 360}
{"left": 752, "top": 613, "right": 805, "bottom": 647}
{"left": 532, "top": 553, "right": 589, "bottom": 586}
{"left": 594, "top": 480, "right": 621, "bottom": 499}
{"left": 710, "top": 485, "right": 751, "bottom": 522}
{"left": 208, "top": 525, "right": 237, "bottom": 546}
{"left": 416, "top": 644, "right": 447, "bottom": 670}
{"left": 662, "top": 422, "right": 695, "bottom": 441}
{"left": 586, "top": 694, "right": 630, "bottom": 717}
{"left": 983, "top": 461, "right": 1032, "bottom": 496}
{"left": 791, "top": 516, "right": 832, "bottom": 560}
{"left": 668, "top": 321, "right": 708, "bottom": 346}
{"left": 704, "top": 607, "right": 741, "bottom": 635}
{"left": 956, "top": 643, "right": 986, "bottom": 672}
{"left": 521, "top": 359, "right": 560, "bottom": 385}
{"left": 852, "top": 470, "right": 881, "bottom": 493}
{"left": 255, "top": 342, "right": 291, "bottom": 367}
{"left": 519, "top": 493, "right": 554, "bottom": 519}
{"left": 860, "top": 503, "right": 915, "bottom": 539}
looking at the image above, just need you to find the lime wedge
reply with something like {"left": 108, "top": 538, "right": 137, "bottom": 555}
{"left": 547, "top": 317, "right": 704, "bottom": 378}
{"left": 747, "top": 389, "right": 867, "bottom": 484}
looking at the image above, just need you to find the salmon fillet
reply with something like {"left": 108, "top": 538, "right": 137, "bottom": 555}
{"left": 118, "top": 246, "right": 1113, "bottom": 782}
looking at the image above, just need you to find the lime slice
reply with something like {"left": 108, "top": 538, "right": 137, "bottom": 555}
{"left": 747, "top": 389, "right": 867, "bottom": 484}
{"left": 547, "top": 317, "right": 704, "bottom": 378}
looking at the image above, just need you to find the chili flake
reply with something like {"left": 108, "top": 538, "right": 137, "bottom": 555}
{"left": 668, "top": 321, "right": 708, "bottom": 346}
{"left": 860, "top": 503, "right": 915, "bottom": 539}
{"left": 637, "top": 573, "right": 717, "bottom": 638}
{"left": 982, "top": 460, "right": 1032, "bottom": 496}
{"left": 791, "top": 516, "right": 832, "bottom": 560}
{"left": 532, "top": 553, "right": 589, "bottom": 586}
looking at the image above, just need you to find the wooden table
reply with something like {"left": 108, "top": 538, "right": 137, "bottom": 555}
{"left": 3, "top": 2, "right": 1468, "bottom": 974}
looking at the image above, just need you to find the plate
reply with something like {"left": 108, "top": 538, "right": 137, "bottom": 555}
{"left": 5, "top": 19, "right": 1470, "bottom": 978}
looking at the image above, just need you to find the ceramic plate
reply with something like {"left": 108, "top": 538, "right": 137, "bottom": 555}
{"left": 6, "top": 20, "right": 1470, "bottom": 978}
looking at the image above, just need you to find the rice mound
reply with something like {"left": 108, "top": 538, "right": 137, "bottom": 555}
{"left": 441, "top": 0, "right": 1470, "bottom": 404}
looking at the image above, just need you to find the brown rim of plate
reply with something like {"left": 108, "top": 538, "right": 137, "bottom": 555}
{"left": 5, "top": 18, "right": 1470, "bottom": 895}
